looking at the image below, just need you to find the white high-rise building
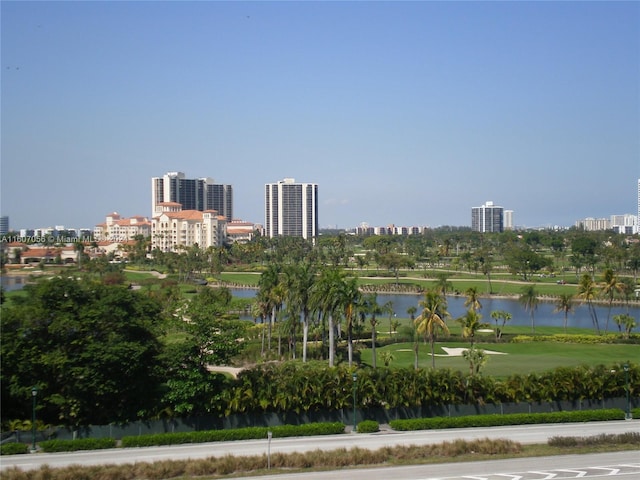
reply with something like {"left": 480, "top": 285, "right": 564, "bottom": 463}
{"left": 264, "top": 178, "right": 318, "bottom": 240}
{"left": 504, "top": 210, "right": 514, "bottom": 230}
{"left": 471, "top": 201, "right": 504, "bottom": 233}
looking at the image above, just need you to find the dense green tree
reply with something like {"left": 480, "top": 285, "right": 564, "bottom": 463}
{"left": 571, "top": 235, "right": 599, "bottom": 276}
{"left": 1, "top": 277, "right": 164, "bottom": 428}
{"left": 161, "top": 286, "right": 247, "bottom": 416}
{"left": 504, "top": 244, "right": 550, "bottom": 280}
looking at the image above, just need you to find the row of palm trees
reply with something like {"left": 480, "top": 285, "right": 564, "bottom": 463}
{"left": 519, "top": 269, "right": 637, "bottom": 337}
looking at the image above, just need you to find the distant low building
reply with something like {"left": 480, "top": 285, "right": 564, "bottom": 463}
{"left": 610, "top": 214, "right": 637, "bottom": 234}
{"left": 226, "top": 220, "right": 258, "bottom": 244}
{"left": 575, "top": 217, "right": 611, "bottom": 231}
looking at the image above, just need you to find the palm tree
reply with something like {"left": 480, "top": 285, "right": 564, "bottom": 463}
{"left": 342, "top": 276, "right": 361, "bottom": 367}
{"left": 407, "top": 305, "right": 419, "bottom": 369}
{"left": 383, "top": 300, "right": 394, "bottom": 337}
{"left": 257, "top": 264, "right": 283, "bottom": 353}
{"left": 519, "top": 285, "right": 539, "bottom": 334}
{"left": 462, "top": 346, "right": 488, "bottom": 376}
{"left": 251, "top": 297, "right": 270, "bottom": 357}
{"left": 577, "top": 273, "right": 601, "bottom": 334}
{"left": 362, "top": 293, "right": 382, "bottom": 369}
{"left": 310, "top": 267, "right": 347, "bottom": 367}
{"left": 282, "top": 261, "right": 317, "bottom": 362}
{"left": 601, "top": 269, "right": 624, "bottom": 333}
{"left": 464, "top": 286, "right": 482, "bottom": 313}
{"left": 457, "top": 308, "right": 487, "bottom": 346}
{"left": 381, "top": 350, "right": 395, "bottom": 367}
{"left": 434, "top": 273, "right": 453, "bottom": 296}
{"left": 415, "top": 289, "right": 450, "bottom": 369}
{"left": 490, "top": 310, "right": 511, "bottom": 340}
{"left": 613, "top": 313, "right": 637, "bottom": 339}
{"left": 553, "top": 293, "right": 574, "bottom": 333}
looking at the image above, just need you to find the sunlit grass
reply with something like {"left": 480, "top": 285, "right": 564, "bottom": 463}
{"left": 359, "top": 340, "right": 639, "bottom": 377}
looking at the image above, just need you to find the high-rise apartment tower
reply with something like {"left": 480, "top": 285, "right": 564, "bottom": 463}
{"left": 471, "top": 201, "right": 504, "bottom": 233}
{"left": 151, "top": 172, "right": 233, "bottom": 221}
{"left": 264, "top": 178, "right": 318, "bottom": 240}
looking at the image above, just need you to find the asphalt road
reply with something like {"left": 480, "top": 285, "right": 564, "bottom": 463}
{"left": 1, "top": 420, "right": 639, "bottom": 476}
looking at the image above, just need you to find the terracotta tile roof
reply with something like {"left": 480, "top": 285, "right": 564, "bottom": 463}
{"left": 160, "top": 210, "right": 204, "bottom": 221}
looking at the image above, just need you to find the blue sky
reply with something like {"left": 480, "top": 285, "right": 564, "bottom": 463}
{"left": 2, "top": 1, "right": 639, "bottom": 231}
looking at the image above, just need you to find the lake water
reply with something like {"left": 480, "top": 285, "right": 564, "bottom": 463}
{"left": 231, "top": 289, "right": 640, "bottom": 333}
{"left": 3, "top": 276, "right": 637, "bottom": 333}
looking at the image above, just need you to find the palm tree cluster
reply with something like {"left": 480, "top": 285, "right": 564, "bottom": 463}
{"left": 254, "top": 262, "right": 381, "bottom": 368}
{"left": 514, "top": 268, "right": 637, "bottom": 337}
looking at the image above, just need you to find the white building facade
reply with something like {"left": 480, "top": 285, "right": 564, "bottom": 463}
{"left": 94, "top": 212, "right": 151, "bottom": 242}
{"left": 151, "top": 205, "right": 227, "bottom": 253}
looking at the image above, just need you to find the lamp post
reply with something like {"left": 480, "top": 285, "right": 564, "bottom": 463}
{"left": 31, "top": 386, "right": 37, "bottom": 452}
{"left": 623, "top": 363, "right": 630, "bottom": 419}
{"left": 352, "top": 372, "right": 358, "bottom": 432}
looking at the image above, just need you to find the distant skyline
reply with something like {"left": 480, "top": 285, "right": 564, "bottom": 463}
{"left": 2, "top": 1, "right": 639, "bottom": 230}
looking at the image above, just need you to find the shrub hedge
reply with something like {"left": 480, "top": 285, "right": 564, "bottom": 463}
{"left": 388, "top": 409, "right": 626, "bottom": 431}
{"left": 0, "top": 443, "right": 29, "bottom": 455}
{"left": 39, "top": 437, "right": 117, "bottom": 453}
{"left": 356, "top": 420, "right": 380, "bottom": 433}
{"left": 510, "top": 334, "right": 638, "bottom": 344}
{"left": 121, "top": 422, "right": 345, "bottom": 448}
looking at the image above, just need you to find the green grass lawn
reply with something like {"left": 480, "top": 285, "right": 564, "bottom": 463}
{"left": 359, "top": 340, "right": 639, "bottom": 377}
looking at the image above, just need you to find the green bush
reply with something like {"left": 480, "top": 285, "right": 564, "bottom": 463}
{"left": 39, "top": 437, "right": 117, "bottom": 453}
{"left": 631, "top": 407, "right": 640, "bottom": 419}
{"left": 356, "top": 420, "right": 380, "bottom": 433}
{"left": 389, "top": 409, "right": 625, "bottom": 431}
{"left": 121, "top": 422, "right": 345, "bottom": 448}
{"left": 0, "top": 443, "right": 29, "bottom": 455}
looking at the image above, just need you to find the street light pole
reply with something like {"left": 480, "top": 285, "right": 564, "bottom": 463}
{"left": 352, "top": 372, "right": 358, "bottom": 432}
{"left": 623, "top": 363, "right": 630, "bottom": 419}
{"left": 31, "top": 386, "right": 37, "bottom": 452}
